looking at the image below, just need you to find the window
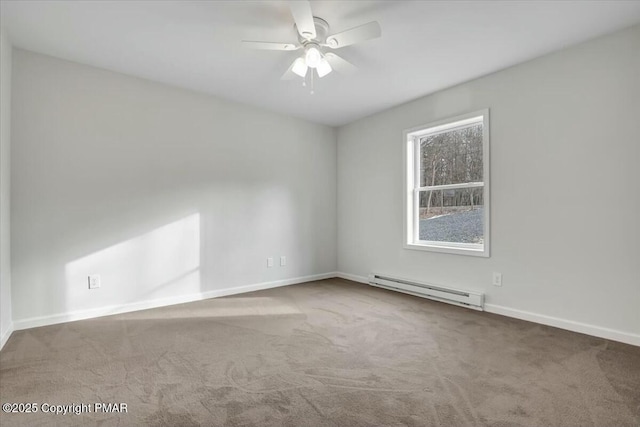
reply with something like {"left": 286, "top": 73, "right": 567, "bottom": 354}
{"left": 403, "top": 109, "right": 490, "bottom": 257}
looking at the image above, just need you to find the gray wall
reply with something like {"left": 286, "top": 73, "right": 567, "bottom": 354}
{"left": 6, "top": 25, "right": 640, "bottom": 343}
{"left": 0, "top": 31, "right": 12, "bottom": 346}
{"left": 11, "top": 50, "right": 337, "bottom": 323}
{"left": 337, "top": 25, "right": 640, "bottom": 338}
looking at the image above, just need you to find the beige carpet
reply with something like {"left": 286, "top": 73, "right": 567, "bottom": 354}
{"left": 1, "top": 278, "right": 639, "bottom": 427}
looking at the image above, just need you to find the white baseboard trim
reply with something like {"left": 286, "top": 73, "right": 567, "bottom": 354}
{"left": 484, "top": 303, "right": 640, "bottom": 347}
{"left": 336, "top": 272, "right": 639, "bottom": 346}
{"left": 10, "top": 271, "right": 639, "bottom": 348}
{"left": 12, "top": 272, "right": 337, "bottom": 332}
{"left": 335, "top": 272, "right": 368, "bottom": 284}
{"left": 0, "top": 323, "right": 14, "bottom": 351}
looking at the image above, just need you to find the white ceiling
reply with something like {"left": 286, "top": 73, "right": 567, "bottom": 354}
{"left": 2, "top": 1, "right": 640, "bottom": 127}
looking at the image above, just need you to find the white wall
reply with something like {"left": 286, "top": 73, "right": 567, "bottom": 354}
{"left": 0, "top": 31, "right": 13, "bottom": 347}
{"left": 337, "top": 25, "right": 640, "bottom": 342}
{"left": 6, "top": 25, "right": 640, "bottom": 344}
{"left": 11, "top": 49, "right": 337, "bottom": 325}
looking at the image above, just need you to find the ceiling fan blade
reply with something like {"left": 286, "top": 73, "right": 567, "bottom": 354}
{"left": 289, "top": 1, "right": 316, "bottom": 39}
{"left": 241, "top": 41, "right": 299, "bottom": 51}
{"left": 324, "top": 53, "right": 357, "bottom": 75}
{"left": 326, "top": 21, "right": 381, "bottom": 48}
{"left": 281, "top": 59, "right": 299, "bottom": 80}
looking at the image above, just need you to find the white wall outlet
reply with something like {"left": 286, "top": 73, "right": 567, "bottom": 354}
{"left": 280, "top": 256, "right": 286, "bottom": 266}
{"left": 267, "top": 257, "right": 274, "bottom": 268}
{"left": 88, "top": 274, "right": 101, "bottom": 289}
{"left": 492, "top": 272, "right": 503, "bottom": 287}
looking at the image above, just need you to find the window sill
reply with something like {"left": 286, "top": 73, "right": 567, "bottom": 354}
{"left": 404, "top": 241, "right": 489, "bottom": 258}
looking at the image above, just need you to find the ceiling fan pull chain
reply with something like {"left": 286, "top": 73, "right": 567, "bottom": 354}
{"left": 310, "top": 70, "right": 315, "bottom": 95}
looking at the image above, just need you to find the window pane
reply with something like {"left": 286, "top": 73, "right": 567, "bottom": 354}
{"left": 418, "top": 187, "right": 484, "bottom": 244}
{"left": 419, "top": 123, "right": 483, "bottom": 187}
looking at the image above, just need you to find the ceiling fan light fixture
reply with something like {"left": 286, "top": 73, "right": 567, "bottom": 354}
{"left": 291, "top": 57, "right": 308, "bottom": 78}
{"left": 305, "top": 46, "right": 322, "bottom": 68}
{"left": 316, "top": 58, "right": 332, "bottom": 78}
{"left": 242, "top": 2, "right": 381, "bottom": 89}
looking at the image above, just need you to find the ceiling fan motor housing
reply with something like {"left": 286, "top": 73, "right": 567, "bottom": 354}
{"left": 296, "top": 17, "right": 330, "bottom": 45}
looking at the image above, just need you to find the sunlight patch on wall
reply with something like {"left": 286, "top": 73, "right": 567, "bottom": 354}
{"left": 65, "top": 213, "right": 200, "bottom": 311}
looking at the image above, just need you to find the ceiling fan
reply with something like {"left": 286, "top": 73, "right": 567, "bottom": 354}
{"left": 242, "top": 1, "right": 381, "bottom": 93}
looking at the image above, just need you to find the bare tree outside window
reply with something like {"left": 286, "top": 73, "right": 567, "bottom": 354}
{"left": 419, "top": 123, "right": 484, "bottom": 243}
{"left": 404, "top": 110, "right": 490, "bottom": 256}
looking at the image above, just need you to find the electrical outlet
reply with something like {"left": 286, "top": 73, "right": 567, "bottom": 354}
{"left": 492, "top": 272, "right": 503, "bottom": 287}
{"left": 280, "top": 256, "right": 286, "bottom": 266}
{"left": 267, "top": 257, "right": 274, "bottom": 268}
{"left": 88, "top": 274, "right": 101, "bottom": 289}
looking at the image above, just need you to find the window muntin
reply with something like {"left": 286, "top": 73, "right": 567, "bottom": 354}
{"left": 404, "top": 110, "right": 490, "bottom": 257}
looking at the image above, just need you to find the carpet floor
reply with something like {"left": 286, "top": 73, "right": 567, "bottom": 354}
{"left": 1, "top": 278, "right": 639, "bottom": 427}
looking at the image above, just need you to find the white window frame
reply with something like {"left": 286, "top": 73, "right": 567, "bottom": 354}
{"left": 403, "top": 109, "right": 490, "bottom": 257}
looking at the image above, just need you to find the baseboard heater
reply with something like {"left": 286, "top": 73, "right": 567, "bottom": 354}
{"left": 368, "top": 273, "right": 484, "bottom": 311}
